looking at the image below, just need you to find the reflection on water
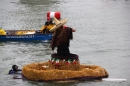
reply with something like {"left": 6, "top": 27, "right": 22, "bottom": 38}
{"left": 27, "top": 81, "right": 79, "bottom": 86}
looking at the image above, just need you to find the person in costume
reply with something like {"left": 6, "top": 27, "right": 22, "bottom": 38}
{"left": 50, "top": 22, "right": 76, "bottom": 56}
{"left": 40, "top": 17, "right": 55, "bottom": 33}
{"left": 8, "top": 65, "right": 22, "bottom": 74}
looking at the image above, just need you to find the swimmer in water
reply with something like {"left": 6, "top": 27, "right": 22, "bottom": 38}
{"left": 8, "top": 65, "right": 22, "bottom": 74}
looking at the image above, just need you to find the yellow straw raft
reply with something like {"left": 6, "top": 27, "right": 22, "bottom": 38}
{"left": 22, "top": 54, "right": 108, "bottom": 82}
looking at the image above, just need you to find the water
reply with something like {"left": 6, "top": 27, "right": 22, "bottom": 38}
{"left": 0, "top": 0, "right": 130, "bottom": 86}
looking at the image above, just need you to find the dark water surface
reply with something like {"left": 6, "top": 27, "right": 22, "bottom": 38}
{"left": 0, "top": 0, "right": 130, "bottom": 86}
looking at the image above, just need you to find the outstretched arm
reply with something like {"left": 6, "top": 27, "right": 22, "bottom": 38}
{"left": 72, "top": 28, "right": 76, "bottom": 32}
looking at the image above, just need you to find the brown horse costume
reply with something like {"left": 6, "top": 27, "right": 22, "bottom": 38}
{"left": 51, "top": 26, "right": 73, "bottom": 56}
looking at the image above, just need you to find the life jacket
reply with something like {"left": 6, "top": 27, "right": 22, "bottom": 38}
{"left": 40, "top": 24, "right": 55, "bottom": 33}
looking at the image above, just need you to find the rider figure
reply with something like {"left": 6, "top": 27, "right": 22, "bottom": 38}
{"left": 41, "top": 17, "right": 55, "bottom": 33}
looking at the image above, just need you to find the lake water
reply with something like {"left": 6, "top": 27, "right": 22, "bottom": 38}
{"left": 0, "top": 0, "right": 130, "bottom": 86}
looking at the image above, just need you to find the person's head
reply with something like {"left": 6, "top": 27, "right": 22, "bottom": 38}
{"left": 47, "top": 17, "right": 53, "bottom": 24}
{"left": 12, "top": 65, "right": 18, "bottom": 71}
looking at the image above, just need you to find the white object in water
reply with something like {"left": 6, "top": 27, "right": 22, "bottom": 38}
{"left": 102, "top": 78, "right": 127, "bottom": 82}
